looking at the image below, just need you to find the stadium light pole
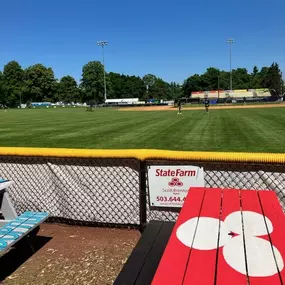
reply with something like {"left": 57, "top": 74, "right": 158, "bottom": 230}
{"left": 218, "top": 76, "right": 220, "bottom": 100}
{"left": 227, "top": 38, "right": 234, "bottom": 91}
{"left": 281, "top": 71, "right": 284, "bottom": 96}
{"left": 97, "top": 40, "right": 108, "bottom": 103}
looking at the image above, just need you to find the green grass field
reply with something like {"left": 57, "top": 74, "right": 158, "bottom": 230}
{"left": 0, "top": 107, "right": 285, "bottom": 152}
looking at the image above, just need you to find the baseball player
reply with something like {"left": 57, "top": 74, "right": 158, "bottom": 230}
{"left": 177, "top": 99, "right": 182, "bottom": 115}
{"left": 205, "top": 98, "right": 210, "bottom": 114}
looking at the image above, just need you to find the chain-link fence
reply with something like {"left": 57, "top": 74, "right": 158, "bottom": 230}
{"left": 0, "top": 154, "right": 284, "bottom": 230}
{"left": 0, "top": 156, "right": 140, "bottom": 227}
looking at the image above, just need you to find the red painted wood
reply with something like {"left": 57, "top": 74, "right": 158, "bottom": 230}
{"left": 258, "top": 190, "right": 285, "bottom": 284}
{"left": 151, "top": 187, "right": 205, "bottom": 285}
{"left": 216, "top": 189, "right": 248, "bottom": 285}
{"left": 241, "top": 190, "right": 282, "bottom": 285}
{"left": 152, "top": 188, "right": 285, "bottom": 285}
{"left": 259, "top": 192, "right": 285, "bottom": 220}
{"left": 183, "top": 188, "right": 222, "bottom": 284}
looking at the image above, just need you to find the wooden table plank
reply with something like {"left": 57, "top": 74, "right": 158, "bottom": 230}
{"left": 240, "top": 190, "right": 281, "bottom": 285}
{"left": 216, "top": 189, "right": 248, "bottom": 285}
{"left": 114, "top": 221, "right": 163, "bottom": 285}
{"left": 183, "top": 188, "right": 222, "bottom": 285}
{"left": 150, "top": 188, "right": 285, "bottom": 285}
{"left": 135, "top": 222, "right": 174, "bottom": 285}
{"left": 258, "top": 191, "right": 285, "bottom": 284}
{"left": 151, "top": 187, "right": 206, "bottom": 285}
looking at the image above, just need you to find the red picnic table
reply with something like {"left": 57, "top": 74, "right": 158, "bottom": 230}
{"left": 152, "top": 187, "right": 285, "bottom": 285}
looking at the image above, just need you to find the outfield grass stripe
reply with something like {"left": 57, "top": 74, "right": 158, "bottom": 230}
{"left": 0, "top": 108, "right": 285, "bottom": 152}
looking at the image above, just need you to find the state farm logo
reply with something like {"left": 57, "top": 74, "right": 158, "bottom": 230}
{"left": 168, "top": 177, "right": 183, "bottom": 187}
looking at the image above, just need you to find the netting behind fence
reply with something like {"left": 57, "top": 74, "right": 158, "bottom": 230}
{"left": 0, "top": 149, "right": 284, "bottom": 228}
{"left": 0, "top": 156, "right": 140, "bottom": 226}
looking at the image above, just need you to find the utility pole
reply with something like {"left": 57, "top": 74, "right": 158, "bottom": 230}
{"left": 227, "top": 38, "right": 234, "bottom": 91}
{"left": 281, "top": 72, "right": 284, "bottom": 97}
{"left": 97, "top": 40, "right": 108, "bottom": 103}
{"left": 218, "top": 76, "right": 220, "bottom": 100}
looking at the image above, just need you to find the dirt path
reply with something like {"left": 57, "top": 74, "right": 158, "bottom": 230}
{"left": 119, "top": 103, "right": 285, "bottom": 112}
{"left": 1, "top": 223, "right": 140, "bottom": 285}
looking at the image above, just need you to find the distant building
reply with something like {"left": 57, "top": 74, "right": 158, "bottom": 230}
{"left": 191, "top": 89, "right": 271, "bottom": 99}
{"left": 105, "top": 98, "right": 139, "bottom": 105}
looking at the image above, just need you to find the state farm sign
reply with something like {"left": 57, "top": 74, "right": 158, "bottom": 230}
{"left": 156, "top": 168, "right": 197, "bottom": 177}
{"left": 148, "top": 166, "right": 204, "bottom": 208}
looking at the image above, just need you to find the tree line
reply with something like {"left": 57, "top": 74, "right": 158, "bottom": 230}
{"left": 0, "top": 60, "right": 283, "bottom": 107}
{"left": 183, "top": 64, "right": 283, "bottom": 97}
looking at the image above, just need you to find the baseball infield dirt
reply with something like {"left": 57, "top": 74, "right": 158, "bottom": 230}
{"left": 1, "top": 223, "right": 140, "bottom": 285}
{"left": 119, "top": 103, "right": 285, "bottom": 112}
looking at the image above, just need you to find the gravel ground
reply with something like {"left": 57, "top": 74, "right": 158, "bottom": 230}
{"left": 1, "top": 223, "right": 140, "bottom": 285}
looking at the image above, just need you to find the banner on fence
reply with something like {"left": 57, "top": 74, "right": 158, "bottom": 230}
{"left": 148, "top": 165, "right": 204, "bottom": 208}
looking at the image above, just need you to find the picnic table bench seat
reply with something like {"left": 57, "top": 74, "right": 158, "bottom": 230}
{"left": 0, "top": 179, "right": 49, "bottom": 257}
{"left": 114, "top": 220, "right": 174, "bottom": 285}
{"left": 0, "top": 211, "right": 49, "bottom": 256}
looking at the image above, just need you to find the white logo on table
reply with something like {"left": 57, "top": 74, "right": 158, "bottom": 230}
{"left": 176, "top": 211, "right": 283, "bottom": 277}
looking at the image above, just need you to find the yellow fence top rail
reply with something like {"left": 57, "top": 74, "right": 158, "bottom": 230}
{"left": 0, "top": 147, "right": 285, "bottom": 164}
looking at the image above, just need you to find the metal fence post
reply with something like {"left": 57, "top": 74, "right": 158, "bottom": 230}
{"left": 139, "top": 160, "right": 147, "bottom": 233}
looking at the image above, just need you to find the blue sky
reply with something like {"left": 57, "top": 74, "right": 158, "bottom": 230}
{"left": 0, "top": 0, "right": 284, "bottom": 83}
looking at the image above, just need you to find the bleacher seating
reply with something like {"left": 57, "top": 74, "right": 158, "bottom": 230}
{"left": 191, "top": 89, "right": 271, "bottom": 99}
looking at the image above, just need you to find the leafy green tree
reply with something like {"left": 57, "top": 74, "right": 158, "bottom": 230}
{"left": 0, "top": 71, "right": 4, "bottom": 106}
{"left": 0, "top": 60, "right": 283, "bottom": 104}
{"left": 264, "top": 63, "right": 282, "bottom": 96}
{"left": 143, "top": 74, "right": 157, "bottom": 99}
{"left": 170, "top": 82, "right": 182, "bottom": 100}
{"left": 142, "top": 74, "right": 171, "bottom": 100}
{"left": 57, "top": 76, "right": 79, "bottom": 103}
{"left": 252, "top": 66, "right": 269, "bottom": 90}
{"left": 143, "top": 74, "right": 156, "bottom": 89}
{"left": 107, "top": 72, "right": 123, "bottom": 99}
{"left": 23, "top": 64, "right": 57, "bottom": 102}
{"left": 218, "top": 71, "right": 230, "bottom": 90}
{"left": 127, "top": 75, "right": 146, "bottom": 99}
{"left": 232, "top": 68, "right": 251, "bottom": 89}
{"left": 107, "top": 73, "right": 146, "bottom": 100}
{"left": 250, "top": 66, "right": 261, "bottom": 89}
{"left": 182, "top": 64, "right": 283, "bottom": 98}
{"left": 80, "top": 61, "right": 106, "bottom": 104}
{"left": 2, "top": 61, "right": 24, "bottom": 107}
{"left": 182, "top": 74, "right": 204, "bottom": 97}
{"left": 203, "top": 67, "right": 221, "bottom": 90}
{"left": 152, "top": 78, "right": 171, "bottom": 100}
{"left": 259, "top": 67, "right": 269, "bottom": 76}
{"left": 253, "top": 66, "right": 259, "bottom": 76}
